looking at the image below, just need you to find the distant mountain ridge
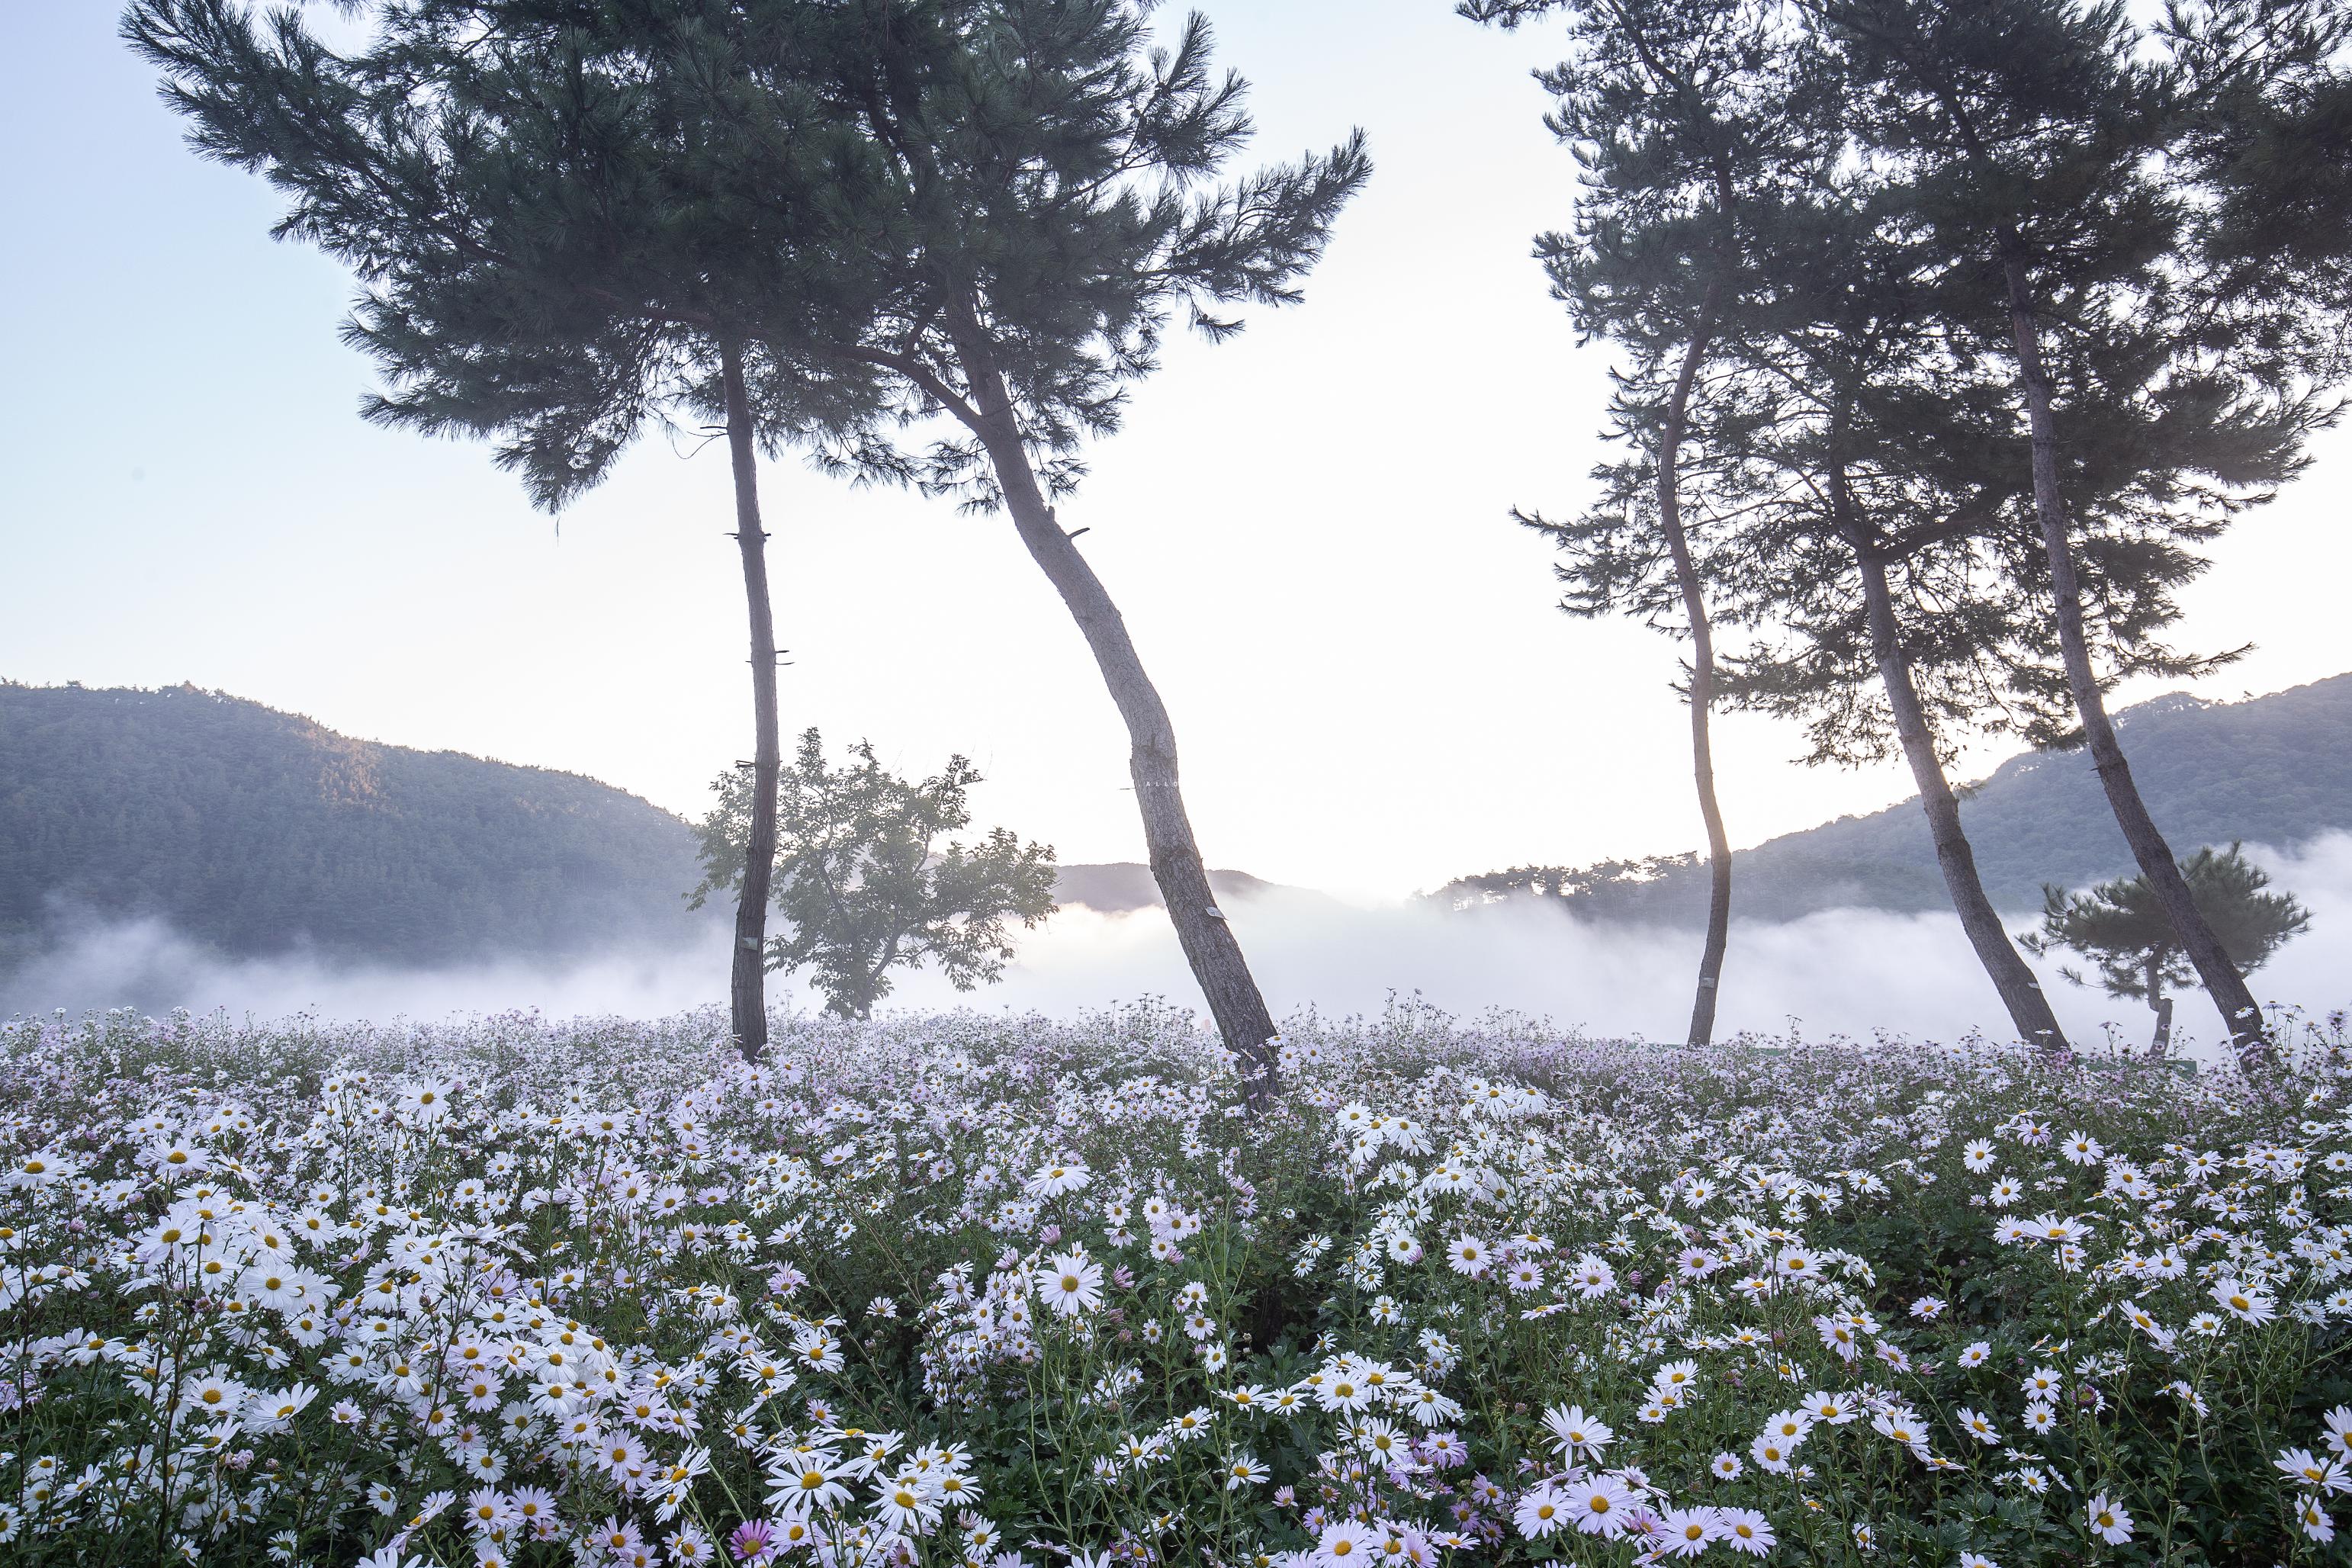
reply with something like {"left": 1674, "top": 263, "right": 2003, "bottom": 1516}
{"left": 1435, "top": 673, "right": 2352, "bottom": 923}
{"left": 9, "top": 674, "right": 2344, "bottom": 970}
{"left": 1051, "top": 863, "right": 1290, "bottom": 915}
{"left": 0, "top": 682, "right": 713, "bottom": 967}
{"left": 0, "top": 683, "right": 1292, "bottom": 970}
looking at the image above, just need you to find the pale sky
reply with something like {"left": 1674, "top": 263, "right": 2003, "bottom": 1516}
{"left": 6, "top": 0, "right": 2348, "bottom": 901}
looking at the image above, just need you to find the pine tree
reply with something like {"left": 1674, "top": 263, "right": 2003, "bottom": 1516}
{"left": 2164, "top": 0, "right": 2352, "bottom": 338}
{"left": 750, "top": 2, "right": 1370, "bottom": 1097}
{"left": 1462, "top": 0, "right": 1827, "bottom": 1043}
{"left": 2024, "top": 844, "right": 2310, "bottom": 1056}
{"left": 1803, "top": 0, "right": 2333, "bottom": 1068}
{"left": 1610, "top": 114, "right": 2301, "bottom": 1051}
{"left": 123, "top": 0, "right": 903, "bottom": 1059}
{"left": 1685, "top": 190, "right": 2077, "bottom": 1050}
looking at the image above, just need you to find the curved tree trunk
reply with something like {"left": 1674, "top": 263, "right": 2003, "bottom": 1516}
{"left": 1999, "top": 252, "right": 2269, "bottom": 1070}
{"left": 1856, "top": 547, "right": 2070, "bottom": 1052}
{"left": 1658, "top": 279, "right": 1733, "bottom": 1046}
{"left": 722, "top": 341, "right": 780, "bottom": 1062}
{"left": 950, "top": 342, "right": 1280, "bottom": 1100}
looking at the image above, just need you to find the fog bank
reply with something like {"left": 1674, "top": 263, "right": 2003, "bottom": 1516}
{"left": 10, "top": 835, "right": 2351, "bottom": 1052}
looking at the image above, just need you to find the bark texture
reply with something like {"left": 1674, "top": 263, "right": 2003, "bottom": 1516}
{"left": 1856, "top": 547, "right": 2070, "bottom": 1052}
{"left": 2146, "top": 949, "right": 2176, "bottom": 1059}
{"left": 1999, "top": 252, "right": 2270, "bottom": 1068}
{"left": 1656, "top": 280, "right": 1733, "bottom": 1046}
{"left": 722, "top": 342, "right": 781, "bottom": 1062}
{"left": 949, "top": 334, "right": 1281, "bottom": 1098}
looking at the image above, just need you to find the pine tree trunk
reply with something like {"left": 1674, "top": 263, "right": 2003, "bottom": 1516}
{"left": 949, "top": 340, "right": 1281, "bottom": 1100}
{"left": 1658, "top": 280, "right": 1733, "bottom": 1046}
{"left": 722, "top": 341, "right": 780, "bottom": 1062}
{"left": 2146, "top": 949, "right": 2174, "bottom": 1059}
{"left": 1997, "top": 252, "right": 2270, "bottom": 1071}
{"left": 1857, "top": 548, "right": 2070, "bottom": 1052}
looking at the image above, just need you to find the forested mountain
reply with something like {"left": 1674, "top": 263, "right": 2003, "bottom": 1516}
{"left": 0, "top": 683, "right": 1285, "bottom": 972}
{"left": 0, "top": 683, "right": 711, "bottom": 966}
{"left": 11, "top": 674, "right": 2347, "bottom": 969}
{"left": 1435, "top": 675, "right": 2352, "bottom": 923}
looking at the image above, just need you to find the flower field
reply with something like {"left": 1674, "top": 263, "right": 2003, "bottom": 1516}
{"left": 2, "top": 1003, "right": 2349, "bottom": 1568}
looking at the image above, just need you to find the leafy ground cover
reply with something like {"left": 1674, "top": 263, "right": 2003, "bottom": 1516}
{"left": 2, "top": 1002, "right": 2348, "bottom": 1566}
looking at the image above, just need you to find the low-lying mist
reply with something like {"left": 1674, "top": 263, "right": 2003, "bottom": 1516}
{"left": 10, "top": 835, "right": 2350, "bottom": 1052}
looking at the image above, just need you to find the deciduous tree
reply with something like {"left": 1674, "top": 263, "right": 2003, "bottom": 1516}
{"left": 692, "top": 729, "right": 1059, "bottom": 1019}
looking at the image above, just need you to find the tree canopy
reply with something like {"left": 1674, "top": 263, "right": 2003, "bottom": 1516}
{"left": 124, "top": 0, "right": 904, "bottom": 507}
{"left": 2023, "top": 842, "right": 2310, "bottom": 1052}
{"left": 2027, "top": 844, "right": 2309, "bottom": 1001}
{"left": 691, "top": 729, "right": 1058, "bottom": 1019}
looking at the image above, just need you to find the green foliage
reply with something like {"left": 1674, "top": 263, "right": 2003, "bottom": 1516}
{"left": 5, "top": 1004, "right": 2349, "bottom": 1563}
{"left": 1478, "top": 0, "right": 2339, "bottom": 847}
{"left": 690, "top": 729, "right": 1057, "bottom": 1018}
{"left": 1477, "top": 0, "right": 1832, "bottom": 635}
{"left": 2166, "top": 0, "right": 2352, "bottom": 348}
{"left": 121, "top": 0, "right": 902, "bottom": 509}
{"left": 2026, "top": 842, "right": 2312, "bottom": 1004}
{"left": 731, "top": 0, "right": 1373, "bottom": 505}
{"left": 0, "top": 683, "right": 702, "bottom": 971}
{"left": 1431, "top": 853, "right": 1708, "bottom": 911}
{"left": 118, "top": 0, "right": 1373, "bottom": 574}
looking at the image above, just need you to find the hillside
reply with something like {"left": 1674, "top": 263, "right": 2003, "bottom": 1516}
{"left": 1435, "top": 673, "right": 2352, "bottom": 923}
{"left": 0, "top": 683, "right": 1293, "bottom": 972}
{"left": 1052, "top": 863, "right": 1284, "bottom": 916}
{"left": 14, "top": 673, "right": 2347, "bottom": 969}
{"left": 0, "top": 683, "right": 714, "bottom": 966}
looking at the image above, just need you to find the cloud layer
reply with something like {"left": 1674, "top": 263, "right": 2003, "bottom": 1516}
{"left": 10, "top": 836, "right": 2350, "bottom": 1056}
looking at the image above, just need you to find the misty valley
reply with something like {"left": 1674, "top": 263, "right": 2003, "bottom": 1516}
{"left": 10, "top": 0, "right": 2352, "bottom": 1565}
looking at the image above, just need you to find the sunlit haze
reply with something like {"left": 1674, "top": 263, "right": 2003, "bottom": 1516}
{"left": 8, "top": 11, "right": 2351, "bottom": 1557}
{"left": 11, "top": 1, "right": 2349, "bottom": 903}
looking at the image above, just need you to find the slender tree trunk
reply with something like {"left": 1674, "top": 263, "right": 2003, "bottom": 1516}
{"left": 2145, "top": 949, "right": 2174, "bottom": 1059}
{"left": 1998, "top": 251, "right": 2269, "bottom": 1069}
{"left": 722, "top": 341, "right": 780, "bottom": 1062}
{"left": 1856, "top": 547, "right": 2070, "bottom": 1052}
{"left": 1658, "top": 278, "right": 1733, "bottom": 1046}
{"left": 949, "top": 336, "right": 1280, "bottom": 1100}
